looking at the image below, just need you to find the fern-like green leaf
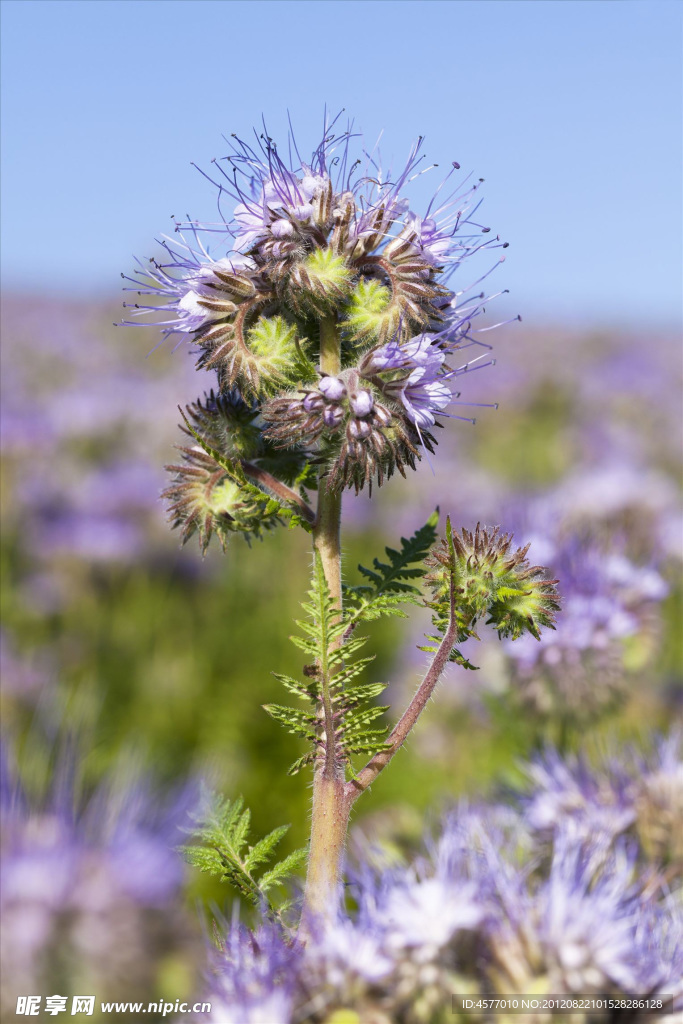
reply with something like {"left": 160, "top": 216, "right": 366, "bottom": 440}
{"left": 337, "top": 681, "right": 387, "bottom": 709}
{"left": 287, "top": 751, "right": 316, "bottom": 776}
{"left": 344, "top": 705, "right": 389, "bottom": 736}
{"left": 271, "top": 672, "right": 316, "bottom": 700}
{"left": 262, "top": 703, "right": 317, "bottom": 739}
{"left": 328, "top": 658, "right": 377, "bottom": 694}
{"left": 270, "top": 552, "right": 393, "bottom": 777}
{"left": 243, "top": 825, "right": 290, "bottom": 872}
{"left": 259, "top": 848, "right": 308, "bottom": 892}
{"left": 345, "top": 737, "right": 392, "bottom": 756}
{"left": 344, "top": 511, "right": 439, "bottom": 624}
{"left": 180, "top": 791, "right": 304, "bottom": 916}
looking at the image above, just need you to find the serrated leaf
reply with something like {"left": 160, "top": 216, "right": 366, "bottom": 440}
{"left": 344, "top": 705, "right": 389, "bottom": 733}
{"left": 181, "top": 792, "right": 304, "bottom": 917}
{"left": 274, "top": 552, "right": 391, "bottom": 779}
{"left": 244, "top": 824, "right": 289, "bottom": 872}
{"left": 263, "top": 703, "right": 317, "bottom": 739}
{"left": 345, "top": 738, "right": 392, "bottom": 756}
{"left": 344, "top": 513, "right": 439, "bottom": 626}
{"left": 336, "top": 681, "right": 388, "bottom": 709}
{"left": 271, "top": 672, "right": 315, "bottom": 700}
{"left": 259, "top": 848, "right": 307, "bottom": 892}
{"left": 357, "top": 511, "right": 439, "bottom": 595}
{"left": 287, "top": 752, "right": 317, "bottom": 776}
{"left": 329, "top": 657, "right": 377, "bottom": 693}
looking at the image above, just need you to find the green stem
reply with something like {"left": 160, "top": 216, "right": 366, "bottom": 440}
{"left": 347, "top": 571, "right": 458, "bottom": 800}
{"left": 300, "top": 315, "right": 348, "bottom": 931}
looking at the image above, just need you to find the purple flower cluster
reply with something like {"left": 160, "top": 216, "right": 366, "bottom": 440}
{"left": 0, "top": 745, "right": 199, "bottom": 1018}
{"left": 523, "top": 732, "right": 683, "bottom": 871}
{"left": 200, "top": 736, "right": 682, "bottom": 1023}
{"left": 202, "top": 920, "right": 299, "bottom": 1024}
{"left": 362, "top": 334, "right": 453, "bottom": 430}
{"left": 122, "top": 113, "right": 510, "bottom": 507}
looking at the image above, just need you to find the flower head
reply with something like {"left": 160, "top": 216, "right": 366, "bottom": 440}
{"left": 425, "top": 521, "right": 560, "bottom": 645}
{"left": 201, "top": 919, "right": 298, "bottom": 1024}
{"left": 262, "top": 367, "right": 428, "bottom": 493}
{"left": 125, "top": 114, "right": 510, "bottom": 511}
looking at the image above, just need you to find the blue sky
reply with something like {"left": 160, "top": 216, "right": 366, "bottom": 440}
{"left": 1, "top": 0, "right": 681, "bottom": 328}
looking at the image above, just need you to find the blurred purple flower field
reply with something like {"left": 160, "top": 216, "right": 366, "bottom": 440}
{"left": 1, "top": 291, "right": 681, "bottom": 1021}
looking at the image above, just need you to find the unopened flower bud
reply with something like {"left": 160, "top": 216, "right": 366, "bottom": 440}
{"left": 374, "top": 404, "right": 393, "bottom": 428}
{"left": 348, "top": 418, "right": 372, "bottom": 440}
{"left": 324, "top": 405, "right": 345, "bottom": 428}
{"left": 303, "top": 392, "right": 324, "bottom": 412}
{"left": 349, "top": 389, "right": 374, "bottom": 418}
{"left": 271, "top": 218, "right": 295, "bottom": 238}
{"left": 426, "top": 522, "right": 560, "bottom": 643}
{"left": 319, "top": 376, "right": 347, "bottom": 401}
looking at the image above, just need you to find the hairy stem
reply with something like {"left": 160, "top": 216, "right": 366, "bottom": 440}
{"left": 300, "top": 316, "right": 346, "bottom": 931}
{"left": 301, "top": 775, "right": 353, "bottom": 927}
{"left": 347, "top": 573, "right": 457, "bottom": 801}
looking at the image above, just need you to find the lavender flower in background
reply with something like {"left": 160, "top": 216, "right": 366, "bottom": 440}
{"left": 538, "top": 461, "right": 682, "bottom": 564}
{"left": 202, "top": 919, "right": 298, "bottom": 1024}
{"left": 500, "top": 528, "right": 668, "bottom": 725}
{"left": 480, "top": 828, "right": 678, "bottom": 998}
{"left": 0, "top": 743, "right": 200, "bottom": 1020}
{"left": 632, "top": 731, "right": 683, "bottom": 874}
{"left": 200, "top": 737, "right": 682, "bottom": 1024}
{"left": 522, "top": 747, "right": 637, "bottom": 848}
{"left": 1, "top": 296, "right": 201, "bottom": 574}
{"left": 522, "top": 732, "right": 683, "bottom": 876}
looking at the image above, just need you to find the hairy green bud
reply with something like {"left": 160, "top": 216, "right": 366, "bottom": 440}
{"left": 245, "top": 315, "right": 302, "bottom": 391}
{"left": 163, "top": 440, "right": 280, "bottom": 553}
{"left": 426, "top": 520, "right": 560, "bottom": 643}
{"left": 344, "top": 277, "right": 395, "bottom": 345}
{"left": 288, "top": 247, "right": 353, "bottom": 315}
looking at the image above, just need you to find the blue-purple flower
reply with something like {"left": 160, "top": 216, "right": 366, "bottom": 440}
{"left": 522, "top": 733, "right": 683, "bottom": 873}
{"left": 197, "top": 736, "right": 682, "bottom": 1022}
